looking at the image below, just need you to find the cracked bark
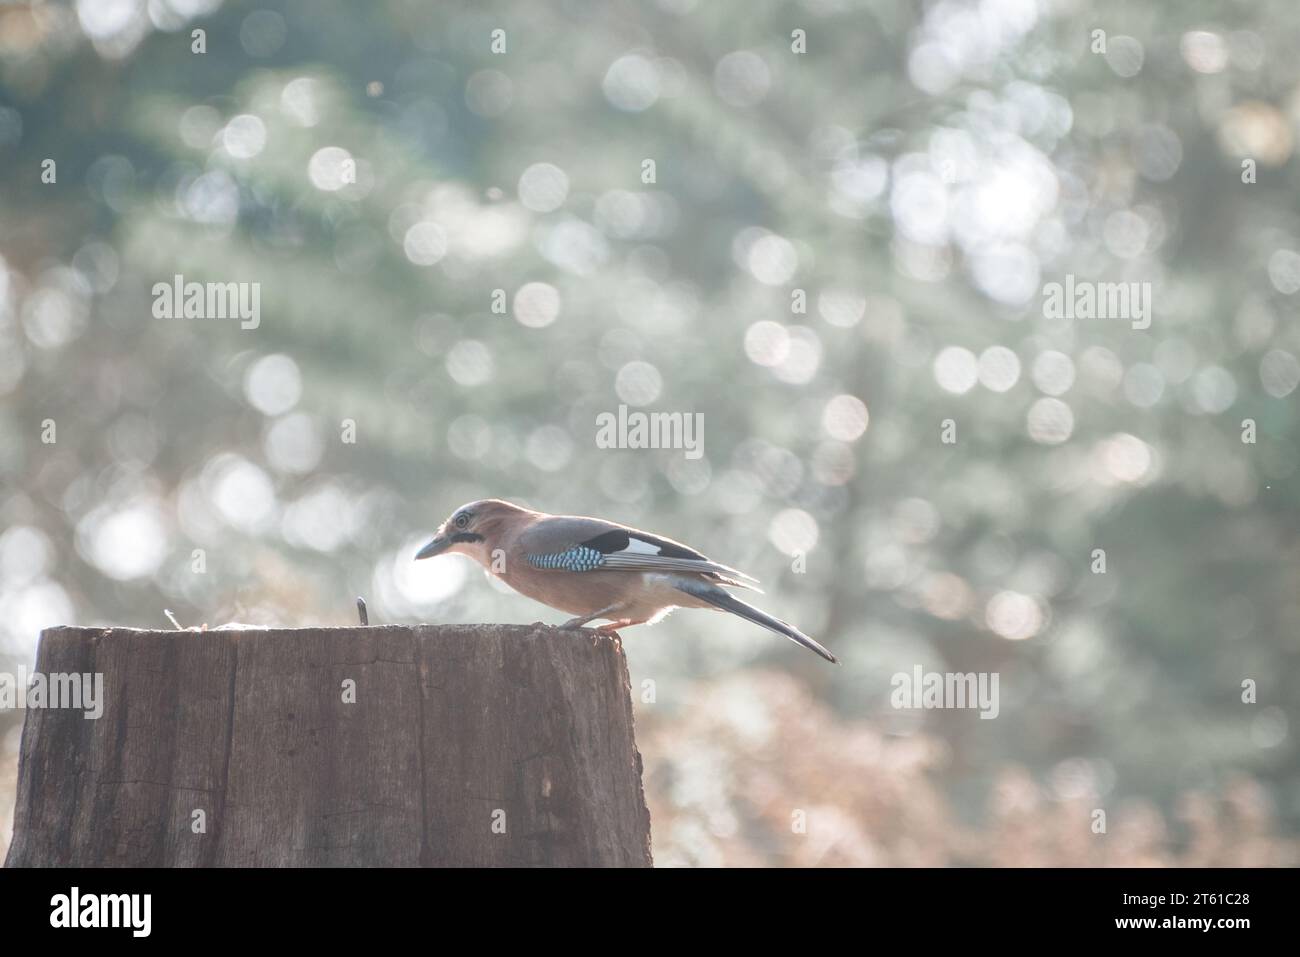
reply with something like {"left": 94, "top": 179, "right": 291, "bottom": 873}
{"left": 4, "top": 624, "right": 652, "bottom": 867}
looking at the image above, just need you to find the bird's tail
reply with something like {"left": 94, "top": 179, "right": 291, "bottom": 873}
{"left": 673, "top": 578, "right": 839, "bottom": 664}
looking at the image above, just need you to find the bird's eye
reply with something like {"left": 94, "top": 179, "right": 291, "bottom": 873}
{"left": 454, "top": 514, "right": 469, "bottom": 529}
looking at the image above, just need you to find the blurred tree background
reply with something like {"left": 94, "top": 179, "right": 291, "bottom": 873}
{"left": 1, "top": 0, "right": 1297, "bottom": 865}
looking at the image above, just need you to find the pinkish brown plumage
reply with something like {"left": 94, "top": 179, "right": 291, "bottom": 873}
{"left": 414, "top": 499, "right": 838, "bottom": 663}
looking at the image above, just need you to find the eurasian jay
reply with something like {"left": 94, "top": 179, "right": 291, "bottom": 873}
{"left": 415, "top": 499, "right": 839, "bottom": 664}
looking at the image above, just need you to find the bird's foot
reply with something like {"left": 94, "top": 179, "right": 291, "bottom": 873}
{"left": 558, "top": 616, "right": 592, "bottom": 630}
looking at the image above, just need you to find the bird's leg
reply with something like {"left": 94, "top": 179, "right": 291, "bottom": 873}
{"left": 558, "top": 604, "right": 623, "bottom": 630}
{"left": 594, "top": 617, "right": 646, "bottom": 635}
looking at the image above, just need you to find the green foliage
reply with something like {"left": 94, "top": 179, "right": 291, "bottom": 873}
{"left": 0, "top": 0, "right": 1296, "bottom": 856}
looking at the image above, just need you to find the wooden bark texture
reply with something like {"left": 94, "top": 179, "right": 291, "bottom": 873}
{"left": 4, "top": 624, "right": 652, "bottom": 867}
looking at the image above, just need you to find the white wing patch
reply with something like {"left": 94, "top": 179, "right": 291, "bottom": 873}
{"left": 622, "top": 536, "right": 667, "bottom": 556}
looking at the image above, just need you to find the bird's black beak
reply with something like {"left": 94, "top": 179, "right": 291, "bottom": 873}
{"left": 415, "top": 535, "right": 450, "bottom": 560}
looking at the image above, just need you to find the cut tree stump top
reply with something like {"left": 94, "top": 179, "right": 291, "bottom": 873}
{"left": 4, "top": 624, "right": 653, "bottom": 868}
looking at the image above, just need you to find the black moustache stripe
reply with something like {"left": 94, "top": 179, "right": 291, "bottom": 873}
{"left": 450, "top": 532, "right": 484, "bottom": 544}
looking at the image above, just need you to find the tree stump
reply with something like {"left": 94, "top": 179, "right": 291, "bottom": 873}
{"left": 4, "top": 624, "right": 652, "bottom": 867}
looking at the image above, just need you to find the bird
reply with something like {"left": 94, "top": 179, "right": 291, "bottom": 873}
{"left": 414, "top": 499, "right": 838, "bottom": 664}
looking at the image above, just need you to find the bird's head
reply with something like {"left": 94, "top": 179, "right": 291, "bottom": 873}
{"left": 414, "top": 499, "right": 534, "bottom": 566}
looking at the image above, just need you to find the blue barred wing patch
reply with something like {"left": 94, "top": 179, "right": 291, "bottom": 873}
{"left": 526, "top": 545, "right": 606, "bottom": 572}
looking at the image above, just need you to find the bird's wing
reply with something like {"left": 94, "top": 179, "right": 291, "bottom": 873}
{"left": 517, "top": 515, "right": 760, "bottom": 587}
